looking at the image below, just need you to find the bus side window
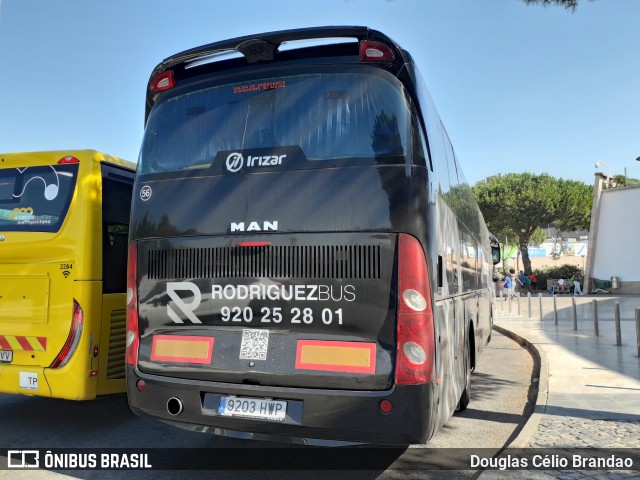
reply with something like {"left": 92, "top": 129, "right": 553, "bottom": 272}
{"left": 411, "top": 108, "right": 432, "bottom": 171}
{"left": 101, "top": 168, "right": 133, "bottom": 294}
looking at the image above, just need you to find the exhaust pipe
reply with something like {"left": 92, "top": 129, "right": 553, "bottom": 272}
{"left": 167, "top": 397, "right": 183, "bottom": 416}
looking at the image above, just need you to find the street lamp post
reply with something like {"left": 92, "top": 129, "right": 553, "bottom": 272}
{"left": 626, "top": 157, "right": 640, "bottom": 186}
{"left": 595, "top": 161, "right": 612, "bottom": 188}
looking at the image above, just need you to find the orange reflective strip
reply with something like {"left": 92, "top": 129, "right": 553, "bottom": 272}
{"left": 0, "top": 336, "right": 46, "bottom": 351}
{"left": 25, "top": 337, "right": 46, "bottom": 351}
{"left": 150, "top": 335, "right": 214, "bottom": 364}
{"left": 16, "top": 337, "right": 32, "bottom": 350}
{"left": 295, "top": 340, "right": 376, "bottom": 374}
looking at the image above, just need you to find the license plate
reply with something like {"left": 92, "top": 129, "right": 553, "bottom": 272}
{"left": 218, "top": 396, "right": 287, "bottom": 422}
{"left": 0, "top": 350, "right": 12, "bottom": 363}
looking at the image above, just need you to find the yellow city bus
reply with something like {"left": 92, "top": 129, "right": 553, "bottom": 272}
{"left": 0, "top": 150, "right": 135, "bottom": 400}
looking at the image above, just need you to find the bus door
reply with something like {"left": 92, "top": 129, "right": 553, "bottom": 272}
{"left": 97, "top": 163, "right": 134, "bottom": 394}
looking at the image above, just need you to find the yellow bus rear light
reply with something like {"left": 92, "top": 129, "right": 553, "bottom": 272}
{"left": 57, "top": 156, "right": 79, "bottom": 164}
{"left": 50, "top": 300, "right": 84, "bottom": 368}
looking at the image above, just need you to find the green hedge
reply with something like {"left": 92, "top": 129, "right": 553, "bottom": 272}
{"left": 532, "top": 264, "right": 579, "bottom": 290}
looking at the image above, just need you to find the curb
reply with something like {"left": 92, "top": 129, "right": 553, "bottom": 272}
{"left": 492, "top": 324, "right": 549, "bottom": 448}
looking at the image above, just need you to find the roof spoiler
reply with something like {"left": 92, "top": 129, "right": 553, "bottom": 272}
{"left": 145, "top": 26, "right": 410, "bottom": 120}
{"left": 159, "top": 26, "right": 401, "bottom": 69}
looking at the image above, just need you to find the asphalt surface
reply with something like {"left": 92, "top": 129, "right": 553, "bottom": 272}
{"left": 0, "top": 331, "right": 535, "bottom": 479}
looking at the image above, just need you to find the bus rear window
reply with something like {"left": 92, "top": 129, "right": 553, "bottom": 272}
{"left": 139, "top": 70, "right": 411, "bottom": 175}
{"left": 0, "top": 164, "right": 78, "bottom": 232}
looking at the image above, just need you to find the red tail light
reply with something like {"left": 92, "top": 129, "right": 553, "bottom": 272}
{"left": 395, "top": 234, "right": 435, "bottom": 385}
{"left": 359, "top": 41, "right": 395, "bottom": 62}
{"left": 57, "top": 156, "right": 79, "bottom": 164}
{"left": 125, "top": 242, "right": 139, "bottom": 366}
{"left": 236, "top": 242, "right": 272, "bottom": 247}
{"left": 50, "top": 300, "right": 84, "bottom": 368}
{"left": 149, "top": 70, "right": 175, "bottom": 93}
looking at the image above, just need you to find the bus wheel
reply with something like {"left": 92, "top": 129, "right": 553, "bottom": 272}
{"left": 457, "top": 331, "right": 471, "bottom": 411}
{"left": 487, "top": 306, "right": 493, "bottom": 344}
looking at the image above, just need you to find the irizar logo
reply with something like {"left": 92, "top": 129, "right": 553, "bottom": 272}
{"left": 247, "top": 155, "right": 286, "bottom": 167}
{"left": 231, "top": 221, "right": 278, "bottom": 232}
{"left": 226, "top": 153, "right": 244, "bottom": 172}
{"left": 225, "top": 152, "right": 286, "bottom": 172}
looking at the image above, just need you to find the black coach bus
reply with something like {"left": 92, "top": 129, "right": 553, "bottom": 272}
{"left": 126, "top": 26, "right": 500, "bottom": 445}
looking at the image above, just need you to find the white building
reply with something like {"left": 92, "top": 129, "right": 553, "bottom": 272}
{"left": 585, "top": 173, "right": 640, "bottom": 294}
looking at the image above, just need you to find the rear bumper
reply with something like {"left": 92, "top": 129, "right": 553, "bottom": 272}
{"left": 0, "top": 363, "right": 97, "bottom": 400}
{"left": 126, "top": 366, "right": 435, "bottom": 445}
{"left": 0, "top": 365, "right": 52, "bottom": 397}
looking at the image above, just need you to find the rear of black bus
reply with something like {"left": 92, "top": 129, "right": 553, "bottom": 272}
{"left": 126, "top": 27, "right": 438, "bottom": 445}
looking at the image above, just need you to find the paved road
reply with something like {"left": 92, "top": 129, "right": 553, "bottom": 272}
{"left": 0, "top": 331, "right": 534, "bottom": 479}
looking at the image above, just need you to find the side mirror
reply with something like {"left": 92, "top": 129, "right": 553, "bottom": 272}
{"left": 489, "top": 234, "right": 501, "bottom": 265}
{"left": 491, "top": 246, "right": 501, "bottom": 265}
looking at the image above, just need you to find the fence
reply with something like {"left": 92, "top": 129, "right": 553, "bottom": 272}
{"left": 496, "top": 292, "right": 640, "bottom": 357}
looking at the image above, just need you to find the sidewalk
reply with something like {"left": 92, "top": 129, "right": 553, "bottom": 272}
{"left": 483, "top": 294, "right": 640, "bottom": 479}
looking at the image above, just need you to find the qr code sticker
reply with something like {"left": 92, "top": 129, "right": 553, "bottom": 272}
{"left": 239, "top": 329, "right": 269, "bottom": 360}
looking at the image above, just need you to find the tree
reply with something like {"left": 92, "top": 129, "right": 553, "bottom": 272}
{"left": 472, "top": 173, "right": 592, "bottom": 274}
{"left": 612, "top": 174, "right": 626, "bottom": 187}
{"left": 498, "top": 226, "right": 546, "bottom": 272}
{"left": 610, "top": 174, "right": 640, "bottom": 188}
{"left": 523, "top": 0, "right": 578, "bottom": 10}
{"left": 523, "top": 0, "right": 601, "bottom": 11}
{"left": 529, "top": 226, "right": 547, "bottom": 246}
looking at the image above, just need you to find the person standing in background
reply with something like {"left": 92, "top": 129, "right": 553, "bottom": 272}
{"left": 518, "top": 270, "right": 526, "bottom": 295}
{"left": 502, "top": 273, "right": 514, "bottom": 300}
{"left": 509, "top": 268, "right": 518, "bottom": 296}
{"left": 524, "top": 273, "right": 532, "bottom": 293}
{"left": 572, "top": 270, "right": 584, "bottom": 295}
{"left": 557, "top": 278, "right": 567, "bottom": 293}
{"left": 529, "top": 272, "right": 538, "bottom": 291}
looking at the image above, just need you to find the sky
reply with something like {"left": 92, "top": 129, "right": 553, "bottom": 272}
{"left": 0, "top": 0, "right": 639, "bottom": 186}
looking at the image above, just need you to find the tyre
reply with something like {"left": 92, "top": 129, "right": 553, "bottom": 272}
{"left": 457, "top": 330, "right": 471, "bottom": 411}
